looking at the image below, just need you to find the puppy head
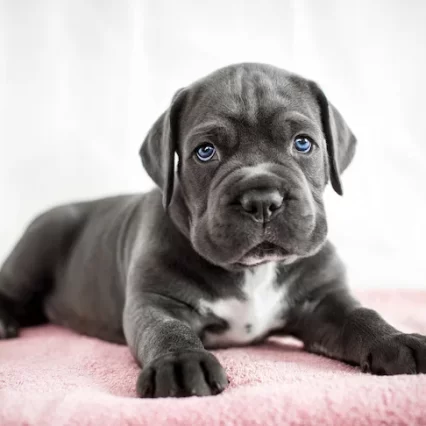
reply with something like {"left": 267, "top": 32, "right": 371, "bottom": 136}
{"left": 140, "top": 63, "right": 356, "bottom": 269}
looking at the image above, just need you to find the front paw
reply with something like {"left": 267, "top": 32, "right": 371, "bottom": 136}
{"left": 137, "top": 350, "right": 228, "bottom": 398}
{"left": 361, "top": 333, "right": 426, "bottom": 375}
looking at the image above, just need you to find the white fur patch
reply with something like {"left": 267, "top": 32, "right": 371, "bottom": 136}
{"left": 199, "top": 262, "right": 287, "bottom": 348}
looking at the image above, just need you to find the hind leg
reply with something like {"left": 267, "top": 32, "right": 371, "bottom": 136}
{"left": 0, "top": 205, "right": 83, "bottom": 339}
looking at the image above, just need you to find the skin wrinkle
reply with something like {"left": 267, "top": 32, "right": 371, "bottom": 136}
{"left": 184, "top": 119, "right": 236, "bottom": 154}
{"left": 272, "top": 110, "right": 323, "bottom": 142}
{"left": 183, "top": 104, "right": 322, "bottom": 266}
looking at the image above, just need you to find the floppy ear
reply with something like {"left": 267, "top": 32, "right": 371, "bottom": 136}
{"left": 312, "top": 83, "right": 357, "bottom": 196}
{"left": 139, "top": 89, "right": 186, "bottom": 209}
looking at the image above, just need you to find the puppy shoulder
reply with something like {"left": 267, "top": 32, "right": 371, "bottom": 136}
{"left": 283, "top": 241, "right": 347, "bottom": 301}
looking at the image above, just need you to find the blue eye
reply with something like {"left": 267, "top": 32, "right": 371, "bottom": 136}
{"left": 195, "top": 144, "right": 216, "bottom": 162}
{"left": 294, "top": 136, "right": 313, "bottom": 153}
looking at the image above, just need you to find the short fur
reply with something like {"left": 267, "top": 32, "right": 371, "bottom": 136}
{"left": 1, "top": 63, "right": 425, "bottom": 398}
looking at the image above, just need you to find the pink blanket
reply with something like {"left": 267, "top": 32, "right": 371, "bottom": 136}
{"left": 1, "top": 290, "right": 425, "bottom": 426}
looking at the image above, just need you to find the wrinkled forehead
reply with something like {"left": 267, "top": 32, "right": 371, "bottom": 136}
{"left": 180, "top": 65, "right": 321, "bottom": 137}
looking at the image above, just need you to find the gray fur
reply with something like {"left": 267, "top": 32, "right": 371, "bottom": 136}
{"left": 1, "top": 63, "right": 425, "bottom": 398}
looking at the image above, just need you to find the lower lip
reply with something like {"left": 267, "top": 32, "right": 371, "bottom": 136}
{"left": 237, "top": 254, "right": 291, "bottom": 267}
{"left": 245, "top": 243, "right": 290, "bottom": 258}
{"left": 235, "top": 243, "right": 292, "bottom": 267}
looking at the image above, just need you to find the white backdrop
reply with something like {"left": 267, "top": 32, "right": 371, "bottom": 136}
{"left": 1, "top": 0, "right": 426, "bottom": 289}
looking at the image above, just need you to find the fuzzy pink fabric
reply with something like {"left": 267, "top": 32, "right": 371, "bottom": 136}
{"left": 1, "top": 290, "right": 426, "bottom": 426}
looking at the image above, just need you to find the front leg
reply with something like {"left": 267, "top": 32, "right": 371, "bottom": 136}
{"left": 123, "top": 292, "right": 228, "bottom": 398}
{"left": 285, "top": 256, "right": 426, "bottom": 375}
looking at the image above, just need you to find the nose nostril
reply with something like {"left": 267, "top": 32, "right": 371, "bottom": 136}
{"left": 240, "top": 199, "right": 257, "bottom": 214}
{"left": 266, "top": 194, "right": 284, "bottom": 215}
{"left": 269, "top": 203, "right": 279, "bottom": 212}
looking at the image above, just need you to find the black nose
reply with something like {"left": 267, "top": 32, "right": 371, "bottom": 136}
{"left": 238, "top": 189, "right": 284, "bottom": 223}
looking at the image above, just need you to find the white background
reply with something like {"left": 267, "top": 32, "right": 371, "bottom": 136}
{"left": 1, "top": 0, "right": 425, "bottom": 289}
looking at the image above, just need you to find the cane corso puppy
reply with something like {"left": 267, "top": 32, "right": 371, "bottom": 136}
{"left": 1, "top": 63, "right": 425, "bottom": 398}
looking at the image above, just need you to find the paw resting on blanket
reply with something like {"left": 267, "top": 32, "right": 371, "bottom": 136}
{"left": 137, "top": 350, "right": 228, "bottom": 398}
{"left": 361, "top": 333, "right": 426, "bottom": 375}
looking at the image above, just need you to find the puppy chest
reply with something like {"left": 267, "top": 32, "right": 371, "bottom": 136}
{"left": 199, "top": 263, "right": 287, "bottom": 348}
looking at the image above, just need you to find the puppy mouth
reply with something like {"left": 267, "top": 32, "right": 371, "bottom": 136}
{"left": 237, "top": 242, "right": 292, "bottom": 267}
{"left": 246, "top": 242, "right": 289, "bottom": 257}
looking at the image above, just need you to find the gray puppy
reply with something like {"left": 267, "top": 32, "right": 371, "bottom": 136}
{"left": 1, "top": 63, "right": 425, "bottom": 398}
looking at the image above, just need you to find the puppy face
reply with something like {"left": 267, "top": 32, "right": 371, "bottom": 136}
{"left": 141, "top": 64, "right": 356, "bottom": 270}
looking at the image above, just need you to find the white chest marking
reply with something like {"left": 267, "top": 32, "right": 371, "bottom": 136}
{"left": 200, "top": 262, "right": 287, "bottom": 348}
